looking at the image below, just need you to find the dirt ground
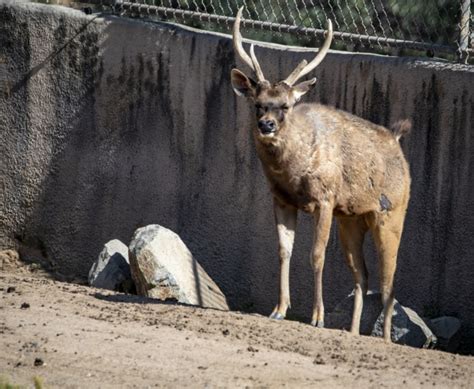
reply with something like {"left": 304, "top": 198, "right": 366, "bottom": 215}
{"left": 1, "top": 263, "right": 473, "bottom": 388}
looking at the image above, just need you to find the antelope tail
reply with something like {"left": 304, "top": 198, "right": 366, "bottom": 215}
{"left": 391, "top": 119, "right": 412, "bottom": 142}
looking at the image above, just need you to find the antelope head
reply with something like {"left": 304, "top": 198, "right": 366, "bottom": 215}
{"left": 230, "top": 8, "right": 333, "bottom": 139}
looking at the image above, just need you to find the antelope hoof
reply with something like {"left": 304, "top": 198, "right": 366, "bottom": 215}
{"left": 311, "top": 319, "right": 324, "bottom": 328}
{"left": 269, "top": 312, "right": 285, "bottom": 321}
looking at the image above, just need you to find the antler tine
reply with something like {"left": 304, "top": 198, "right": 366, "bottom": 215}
{"left": 284, "top": 19, "right": 333, "bottom": 86}
{"left": 282, "top": 59, "right": 308, "bottom": 86}
{"left": 232, "top": 7, "right": 266, "bottom": 82}
{"left": 232, "top": 7, "right": 255, "bottom": 73}
{"left": 250, "top": 44, "right": 266, "bottom": 82}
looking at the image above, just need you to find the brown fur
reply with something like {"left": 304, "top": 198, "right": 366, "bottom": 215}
{"left": 231, "top": 70, "right": 411, "bottom": 342}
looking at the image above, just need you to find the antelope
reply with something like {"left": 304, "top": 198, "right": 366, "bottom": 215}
{"left": 230, "top": 8, "right": 411, "bottom": 342}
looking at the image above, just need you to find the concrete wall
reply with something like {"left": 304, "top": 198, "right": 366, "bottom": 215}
{"left": 1, "top": 2, "right": 473, "bottom": 350}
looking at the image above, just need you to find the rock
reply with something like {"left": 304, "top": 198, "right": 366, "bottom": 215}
{"left": 88, "top": 240, "right": 133, "bottom": 292}
{"left": 0, "top": 250, "right": 22, "bottom": 271}
{"left": 34, "top": 357, "right": 45, "bottom": 367}
{"left": 326, "top": 291, "right": 437, "bottom": 348}
{"left": 372, "top": 305, "right": 437, "bottom": 348}
{"left": 128, "top": 225, "right": 229, "bottom": 310}
{"left": 429, "top": 316, "right": 461, "bottom": 352}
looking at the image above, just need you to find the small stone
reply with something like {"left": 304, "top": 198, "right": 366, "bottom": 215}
{"left": 429, "top": 316, "right": 461, "bottom": 352}
{"left": 222, "top": 329, "right": 230, "bottom": 336}
{"left": 6, "top": 286, "right": 16, "bottom": 293}
{"left": 20, "top": 302, "right": 30, "bottom": 309}
{"left": 313, "top": 353, "right": 326, "bottom": 365}
{"left": 88, "top": 240, "right": 134, "bottom": 292}
{"left": 34, "top": 357, "right": 44, "bottom": 366}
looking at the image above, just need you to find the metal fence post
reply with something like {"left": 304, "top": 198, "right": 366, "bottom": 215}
{"left": 458, "top": 0, "right": 471, "bottom": 63}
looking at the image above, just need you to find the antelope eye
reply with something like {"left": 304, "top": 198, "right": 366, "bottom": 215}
{"left": 255, "top": 104, "right": 267, "bottom": 114}
{"left": 281, "top": 105, "right": 289, "bottom": 112}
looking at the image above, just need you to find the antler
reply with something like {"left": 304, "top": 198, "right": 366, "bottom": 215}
{"left": 283, "top": 20, "right": 333, "bottom": 86}
{"left": 232, "top": 7, "right": 266, "bottom": 83}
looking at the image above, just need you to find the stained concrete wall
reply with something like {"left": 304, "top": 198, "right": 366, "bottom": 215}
{"left": 1, "top": 2, "right": 473, "bottom": 350}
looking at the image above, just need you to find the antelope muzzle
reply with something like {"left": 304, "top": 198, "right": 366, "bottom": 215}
{"left": 258, "top": 119, "right": 276, "bottom": 134}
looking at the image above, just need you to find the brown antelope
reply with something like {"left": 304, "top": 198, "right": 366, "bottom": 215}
{"left": 230, "top": 8, "right": 411, "bottom": 342}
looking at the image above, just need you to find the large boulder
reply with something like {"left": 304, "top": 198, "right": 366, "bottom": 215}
{"left": 326, "top": 291, "right": 437, "bottom": 348}
{"left": 88, "top": 239, "right": 134, "bottom": 292}
{"left": 128, "top": 225, "right": 229, "bottom": 310}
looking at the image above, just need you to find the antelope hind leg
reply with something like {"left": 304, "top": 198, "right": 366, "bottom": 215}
{"left": 338, "top": 216, "right": 368, "bottom": 335}
{"left": 369, "top": 207, "right": 406, "bottom": 342}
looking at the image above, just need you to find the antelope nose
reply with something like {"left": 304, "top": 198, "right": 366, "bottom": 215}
{"left": 258, "top": 119, "right": 276, "bottom": 134}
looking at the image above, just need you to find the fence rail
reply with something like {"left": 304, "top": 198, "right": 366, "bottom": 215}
{"left": 32, "top": 0, "right": 473, "bottom": 63}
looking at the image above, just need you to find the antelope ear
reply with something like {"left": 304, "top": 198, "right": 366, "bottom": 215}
{"left": 292, "top": 78, "right": 317, "bottom": 102}
{"left": 231, "top": 68, "right": 257, "bottom": 99}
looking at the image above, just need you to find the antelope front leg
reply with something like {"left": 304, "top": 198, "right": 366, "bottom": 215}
{"left": 310, "top": 202, "right": 334, "bottom": 328}
{"left": 269, "top": 200, "right": 297, "bottom": 320}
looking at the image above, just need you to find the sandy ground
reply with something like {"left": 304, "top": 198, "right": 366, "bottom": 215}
{"left": 0, "top": 266, "right": 473, "bottom": 388}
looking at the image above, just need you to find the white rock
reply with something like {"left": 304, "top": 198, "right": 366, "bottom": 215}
{"left": 88, "top": 239, "right": 133, "bottom": 292}
{"left": 129, "top": 225, "right": 229, "bottom": 310}
{"left": 326, "top": 291, "right": 437, "bottom": 348}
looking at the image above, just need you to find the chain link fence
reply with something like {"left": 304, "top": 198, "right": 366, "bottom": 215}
{"left": 32, "top": 0, "right": 473, "bottom": 63}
